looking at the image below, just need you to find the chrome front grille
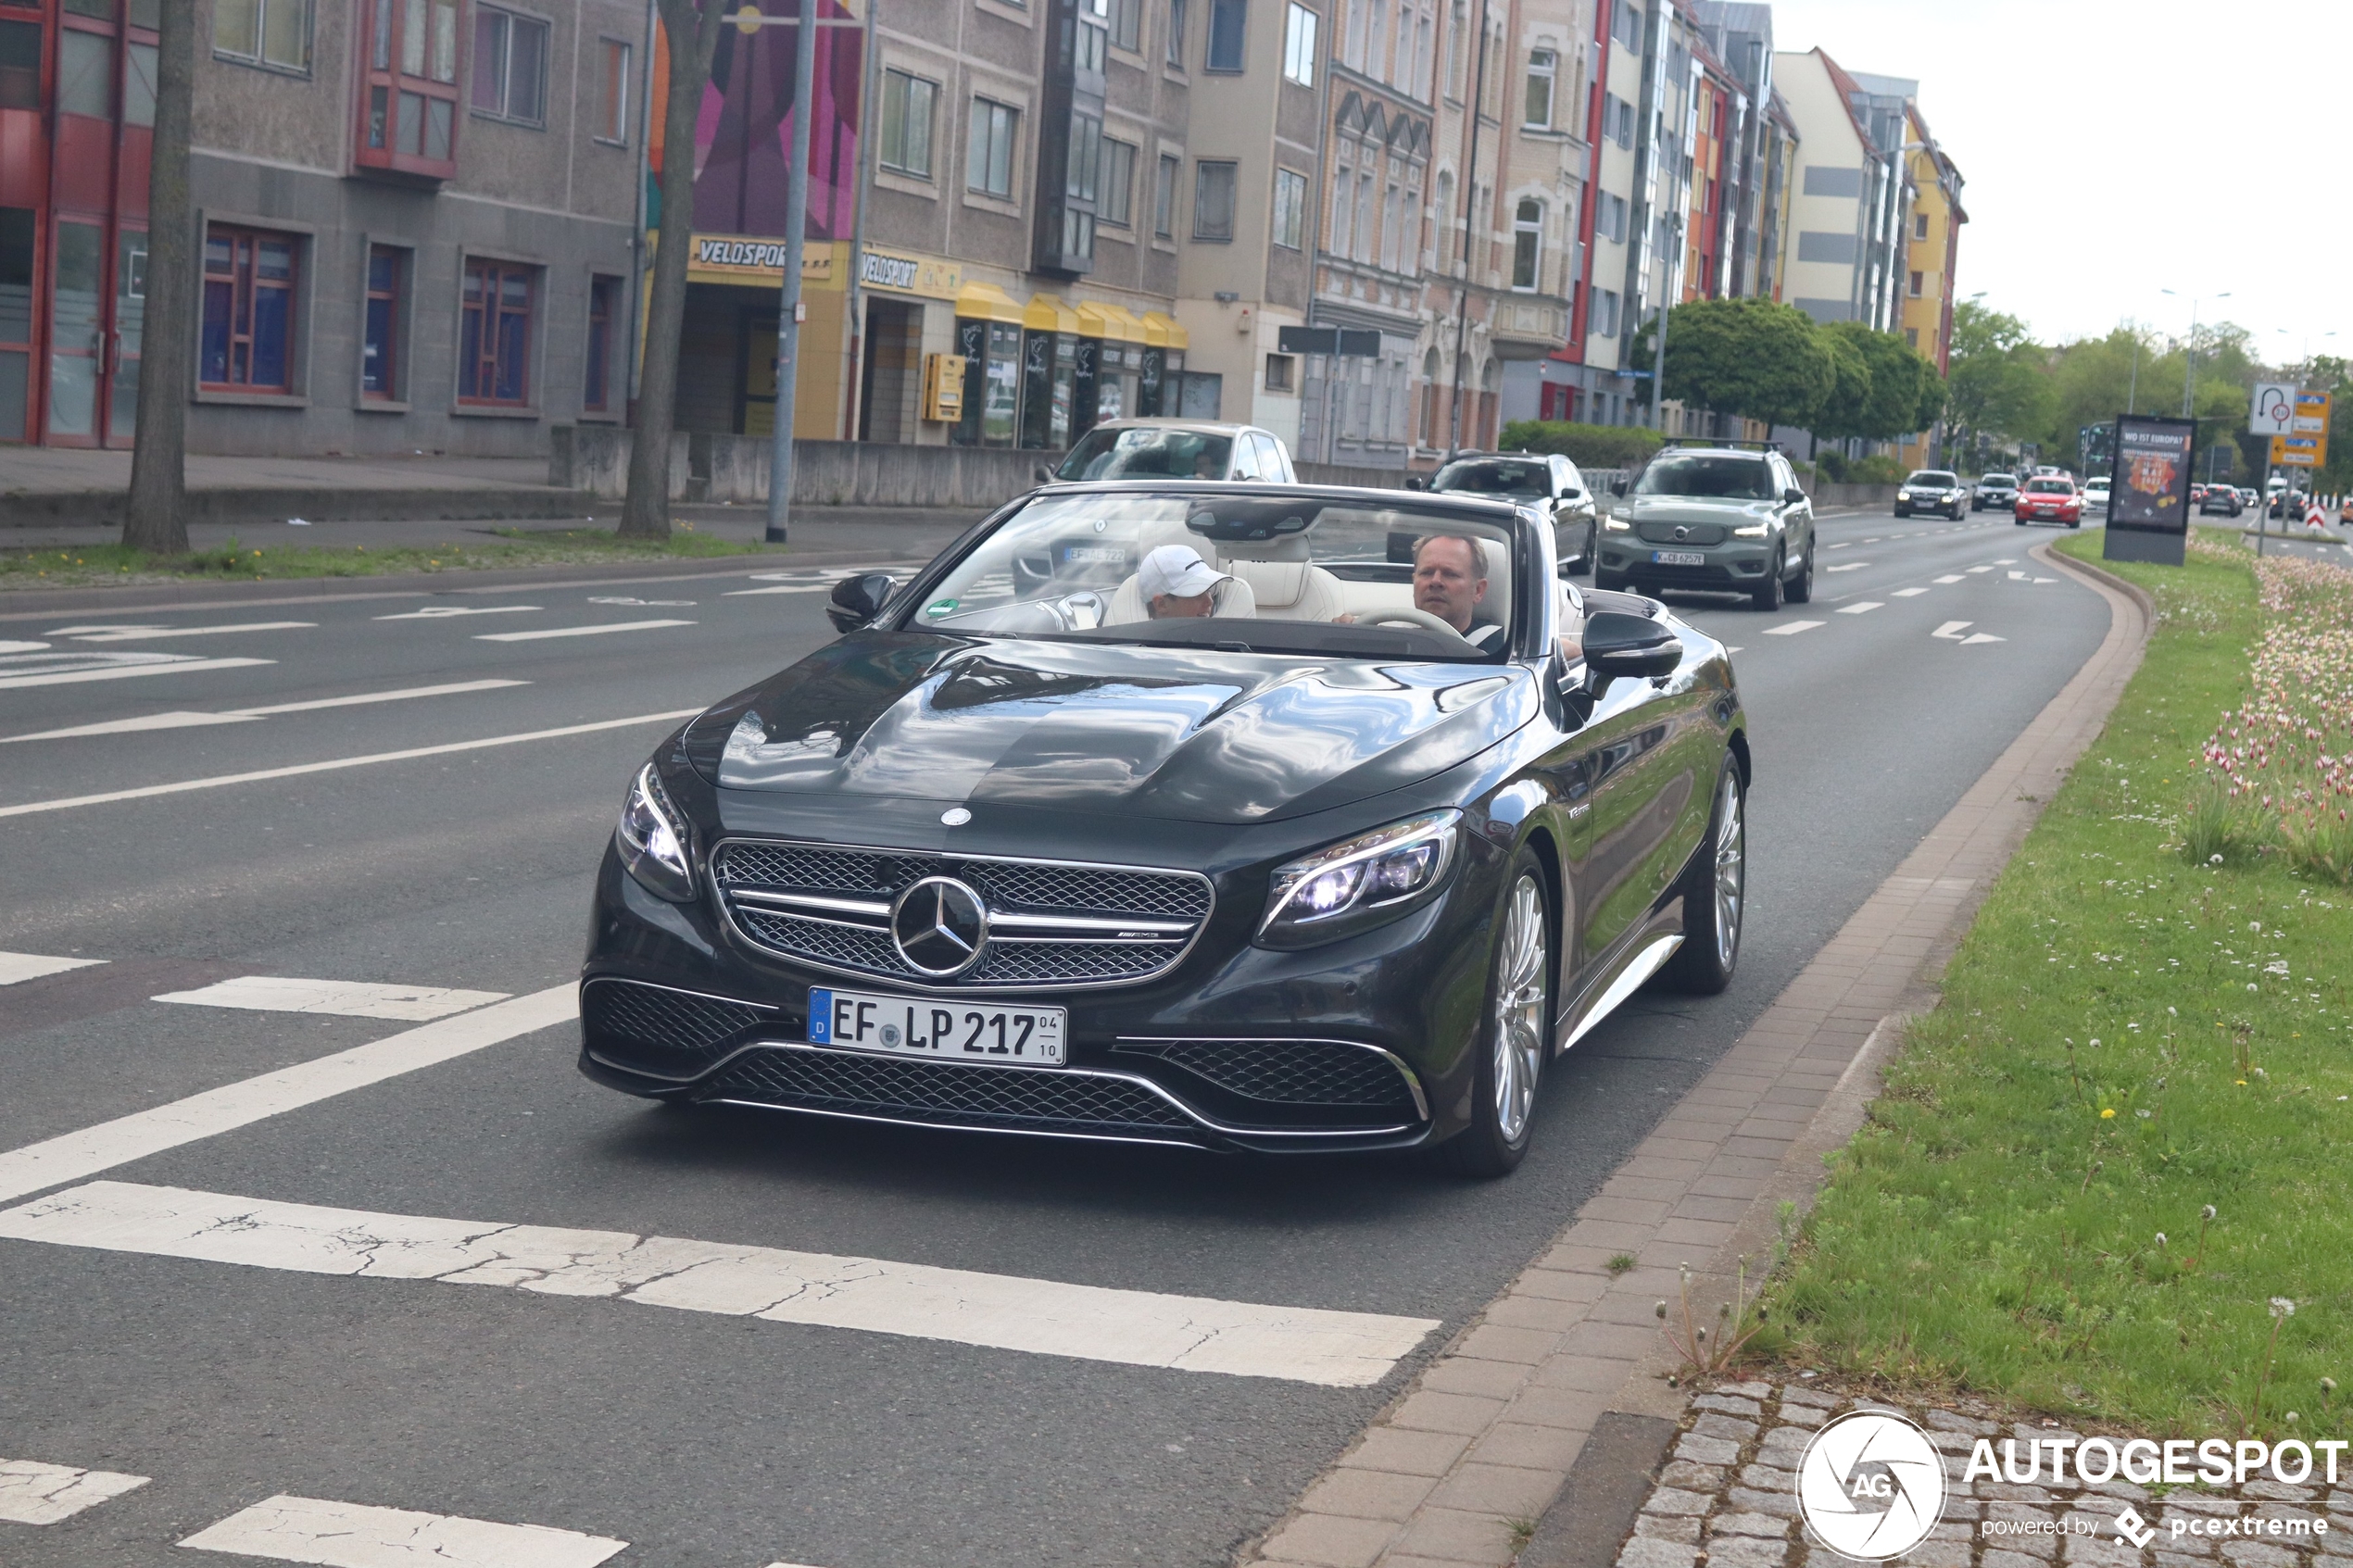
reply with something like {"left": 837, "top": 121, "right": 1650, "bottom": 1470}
{"left": 711, "top": 838, "right": 1214, "bottom": 990}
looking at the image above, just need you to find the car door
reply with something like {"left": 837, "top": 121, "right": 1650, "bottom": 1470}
{"left": 1774, "top": 454, "right": 1812, "bottom": 564}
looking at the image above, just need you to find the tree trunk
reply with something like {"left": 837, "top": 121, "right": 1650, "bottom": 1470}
{"left": 620, "top": 0, "right": 726, "bottom": 540}
{"left": 122, "top": 0, "right": 195, "bottom": 554}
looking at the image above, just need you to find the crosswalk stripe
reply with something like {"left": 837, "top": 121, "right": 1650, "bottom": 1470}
{"left": 0, "top": 1181, "right": 1441, "bottom": 1386}
{"left": 63, "top": 621, "right": 316, "bottom": 643}
{"left": 0, "top": 655, "right": 274, "bottom": 691}
{"left": 1762, "top": 620, "right": 1823, "bottom": 636}
{"left": 0, "top": 951, "right": 107, "bottom": 985}
{"left": 0, "top": 1457, "right": 151, "bottom": 1524}
{"left": 154, "top": 976, "right": 511, "bottom": 1022}
{"left": 0, "top": 987, "right": 575, "bottom": 1205}
{"left": 1836, "top": 602, "right": 1882, "bottom": 615}
{"left": 474, "top": 620, "right": 694, "bottom": 642}
{"left": 178, "top": 1494, "right": 626, "bottom": 1568}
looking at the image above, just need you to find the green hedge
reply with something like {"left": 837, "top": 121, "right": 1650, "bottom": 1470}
{"left": 1494, "top": 420, "right": 1663, "bottom": 470}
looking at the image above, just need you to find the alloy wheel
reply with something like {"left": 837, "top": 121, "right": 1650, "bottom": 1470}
{"left": 1712, "top": 771, "right": 1744, "bottom": 972}
{"left": 1491, "top": 874, "right": 1549, "bottom": 1144}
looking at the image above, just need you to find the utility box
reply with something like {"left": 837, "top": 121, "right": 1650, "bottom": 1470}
{"left": 922, "top": 353, "right": 963, "bottom": 422}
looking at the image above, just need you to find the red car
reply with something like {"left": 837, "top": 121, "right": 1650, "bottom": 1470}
{"left": 2016, "top": 476, "right": 2082, "bottom": 528}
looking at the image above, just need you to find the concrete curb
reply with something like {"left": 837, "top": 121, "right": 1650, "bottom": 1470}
{"left": 1240, "top": 534, "right": 2156, "bottom": 1568}
{"left": 0, "top": 485, "right": 597, "bottom": 529}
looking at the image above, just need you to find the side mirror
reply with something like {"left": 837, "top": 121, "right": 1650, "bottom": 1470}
{"left": 1781, "top": 487, "right": 1807, "bottom": 506}
{"left": 1561, "top": 486, "right": 1582, "bottom": 500}
{"left": 1034, "top": 463, "right": 1056, "bottom": 483}
{"left": 1403, "top": 474, "right": 1428, "bottom": 491}
{"left": 825, "top": 572, "right": 897, "bottom": 634}
{"left": 1582, "top": 610, "right": 1682, "bottom": 680}
{"left": 1609, "top": 477, "right": 1629, "bottom": 496}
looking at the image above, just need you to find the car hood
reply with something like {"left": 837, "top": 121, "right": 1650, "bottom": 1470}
{"left": 1622, "top": 495, "right": 1778, "bottom": 521}
{"left": 686, "top": 633, "right": 1538, "bottom": 825}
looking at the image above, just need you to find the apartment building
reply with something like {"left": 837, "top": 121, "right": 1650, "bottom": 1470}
{"left": 1894, "top": 98, "right": 1961, "bottom": 467}
{"left": 1772, "top": 46, "right": 1911, "bottom": 331}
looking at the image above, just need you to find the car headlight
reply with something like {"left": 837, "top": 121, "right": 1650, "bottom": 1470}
{"left": 1602, "top": 516, "right": 1631, "bottom": 532}
{"left": 617, "top": 762, "right": 697, "bottom": 901}
{"left": 1257, "top": 809, "right": 1461, "bottom": 949}
{"left": 1731, "top": 521, "right": 1768, "bottom": 537}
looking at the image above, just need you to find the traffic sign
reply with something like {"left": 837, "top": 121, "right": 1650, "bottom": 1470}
{"left": 2271, "top": 434, "right": 2323, "bottom": 468}
{"left": 2294, "top": 389, "right": 2332, "bottom": 434}
{"left": 2251, "top": 383, "right": 2296, "bottom": 435}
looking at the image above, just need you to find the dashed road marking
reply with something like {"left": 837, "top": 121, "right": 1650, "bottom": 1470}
{"left": 1966, "top": 565, "right": 1994, "bottom": 574}
{"left": 0, "top": 654, "right": 275, "bottom": 691}
{"left": 4, "top": 710, "right": 263, "bottom": 741}
{"left": 177, "top": 1493, "right": 628, "bottom": 1568}
{"left": 1894, "top": 587, "right": 1931, "bottom": 597}
{"left": 0, "top": 639, "right": 49, "bottom": 653}
{"left": 0, "top": 1457, "right": 150, "bottom": 1524}
{"left": 154, "top": 976, "right": 511, "bottom": 1022}
{"left": 1931, "top": 621, "right": 1973, "bottom": 640}
{"left": 374, "top": 605, "right": 543, "bottom": 620}
{"left": 1933, "top": 574, "right": 1965, "bottom": 584}
{"left": 474, "top": 619, "right": 695, "bottom": 642}
{"left": 725, "top": 583, "right": 837, "bottom": 596}
{"left": 2, "top": 679, "right": 529, "bottom": 744}
{"left": 58, "top": 621, "right": 316, "bottom": 643}
{"left": 1825, "top": 562, "right": 1869, "bottom": 572}
{"left": 1762, "top": 620, "right": 1823, "bottom": 636}
{"left": 1, "top": 1182, "right": 1442, "bottom": 1386}
{"left": 0, "top": 952, "right": 107, "bottom": 986}
{"left": 1836, "top": 602, "right": 1882, "bottom": 615}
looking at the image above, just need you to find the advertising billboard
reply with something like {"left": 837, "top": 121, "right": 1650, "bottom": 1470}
{"left": 2104, "top": 413, "right": 2196, "bottom": 567}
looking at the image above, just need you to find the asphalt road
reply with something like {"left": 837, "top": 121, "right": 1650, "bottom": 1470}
{"left": 0, "top": 506, "right": 2109, "bottom": 1568}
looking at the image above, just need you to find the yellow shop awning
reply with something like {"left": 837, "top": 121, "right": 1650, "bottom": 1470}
{"left": 952, "top": 282, "right": 1024, "bottom": 322}
{"left": 1024, "top": 293, "right": 1082, "bottom": 334}
{"left": 1141, "top": 310, "right": 1189, "bottom": 350}
{"left": 1076, "top": 301, "right": 1150, "bottom": 343}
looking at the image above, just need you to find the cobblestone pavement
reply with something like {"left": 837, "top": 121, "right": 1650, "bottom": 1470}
{"left": 1614, "top": 1378, "right": 2352, "bottom": 1568}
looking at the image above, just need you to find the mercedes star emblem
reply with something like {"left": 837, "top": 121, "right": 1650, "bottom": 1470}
{"left": 890, "top": 876, "right": 989, "bottom": 977}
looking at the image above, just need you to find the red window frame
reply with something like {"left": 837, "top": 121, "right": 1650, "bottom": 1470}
{"left": 583, "top": 274, "right": 616, "bottom": 412}
{"left": 459, "top": 256, "right": 533, "bottom": 406}
{"left": 200, "top": 225, "right": 299, "bottom": 394}
{"left": 355, "top": 0, "right": 461, "bottom": 180}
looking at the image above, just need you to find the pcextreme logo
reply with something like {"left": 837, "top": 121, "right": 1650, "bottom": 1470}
{"left": 1796, "top": 1411, "right": 1948, "bottom": 1561}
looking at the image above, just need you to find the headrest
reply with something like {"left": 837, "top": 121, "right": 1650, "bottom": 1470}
{"left": 1217, "top": 534, "right": 1314, "bottom": 563}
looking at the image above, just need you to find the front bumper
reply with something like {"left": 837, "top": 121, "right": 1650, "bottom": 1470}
{"left": 1597, "top": 534, "right": 1773, "bottom": 588}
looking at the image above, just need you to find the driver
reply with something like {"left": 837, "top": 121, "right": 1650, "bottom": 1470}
{"left": 1339, "top": 533, "right": 1504, "bottom": 648}
{"left": 1138, "top": 544, "right": 1240, "bottom": 619}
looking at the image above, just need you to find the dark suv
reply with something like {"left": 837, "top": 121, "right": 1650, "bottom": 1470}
{"left": 1427, "top": 452, "right": 1599, "bottom": 573}
{"left": 1596, "top": 445, "right": 1817, "bottom": 610}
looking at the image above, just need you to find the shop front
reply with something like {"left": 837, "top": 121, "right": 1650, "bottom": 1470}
{"left": 949, "top": 290, "right": 1188, "bottom": 451}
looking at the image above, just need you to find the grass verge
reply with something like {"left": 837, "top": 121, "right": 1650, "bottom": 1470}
{"left": 1760, "top": 531, "right": 2352, "bottom": 1436}
{"left": 0, "top": 524, "right": 774, "bottom": 590}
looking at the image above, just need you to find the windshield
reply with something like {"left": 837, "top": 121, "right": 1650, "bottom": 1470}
{"left": 1054, "top": 426, "right": 1234, "bottom": 482}
{"left": 2025, "top": 479, "right": 2073, "bottom": 495}
{"left": 1980, "top": 474, "right": 2015, "bottom": 485}
{"left": 1432, "top": 458, "right": 1552, "bottom": 498}
{"left": 1634, "top": 453, "right": 1776, "bottom": 500}
{"left": 1906, "top": 471, "right": 1957, "bottom": 486}
{"left": 900, "top": 491, "right": 1518, "bottom": 661}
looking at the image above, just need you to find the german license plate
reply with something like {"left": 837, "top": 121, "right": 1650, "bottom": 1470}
{"left": 1651, "top": 550, "right": 1705, "bottom": 567}
{"left": 808, "top": 986, "right": 1068, "bottom": 1067}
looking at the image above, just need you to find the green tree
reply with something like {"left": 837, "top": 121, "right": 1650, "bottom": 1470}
{"left": 1646, "top": 297, "right": 1836, "bottom": 431}
{"left": 1818, "top": 321, "right": 1933, "bottom": 442}
{"left": 1945, "top": 301, "right": 2053, "bottom": 448}
{"left": 1811, "top": 328, "right": 1872, "bottom": 442}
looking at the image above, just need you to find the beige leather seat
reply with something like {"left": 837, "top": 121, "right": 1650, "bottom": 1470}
{"left": 1214, "top": 535, "right": 1349, "bottom": 621}
{"left": 1102, "top": 571, "right": 1258, "bottom": 625}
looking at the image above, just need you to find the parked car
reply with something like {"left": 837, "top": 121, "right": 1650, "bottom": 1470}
{"left": 1595, "top": 445, "right": 1816, "bottom": 610}
{"left": 2015, "top": 476, "right": 2082, "bottom": 528}
{"left": 2081, "top": 476, "right": 2111, "bottom": 515}
{"left": 1427, "top": 452, "right": 1599, "bottom": 574}
{"left": 1048, "top": 420, "right": 1295, "bottom": 485}
{"left": 2198, "top": 484, "right": 2243, "bottom": 518}
{"left": 1972, "top": 472, "right": 2020, "bottom": 511}
{"left": 579, "top": 482, "right": 1752, "bottom": 1176}
{"left": 1894, "top": 470, "right": 1969, "bottom": 520}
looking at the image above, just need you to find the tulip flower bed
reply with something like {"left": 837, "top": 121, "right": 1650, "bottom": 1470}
{"left": 1763, "top": 533, "right": 2352, "bottom": 1436}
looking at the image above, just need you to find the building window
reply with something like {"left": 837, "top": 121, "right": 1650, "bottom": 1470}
{"left": 1908, "top": 269, "right": 1923, "bottom": 297}
{"left": 200, "top": 226, "right": 299, "bottom": 393}
{"left": 1101, "top": 138, "right": 1136, "bottom": 227}
{"left": 966, "top": 96, "right": 1018, "bottom": 199}
{"left": 1905, "top": 327, "right": 1919, "bottom": 349}
{"left": 60, "top": 32, "right": 110, "bottom": 117}
{"left": 1111, "top": 0, "right": 1140, "bottom": 50}
{"left": 1272, "top": 167, "right": 1306, "bottom": 249}
{"left": 362, "top": 245, "right": 403, "bottom": 399}
{"left": 1522, "top": 46, "right": 1553, "bottom": 127}
{"left": 1913, "top": 210, "right": 1929, "bottom": 241}
{"left": 1193, "top": 158, "right": 1236, "bottom": 240}
{"left": 472, "top": 6, "right": 547, "bottom": 125}
{"left": 1512, "top": 196, "right": 1541, "bottom": 289}
{"left": 1443, "top": 0, "right": 1465, "bottom": 97}
{"left": 595, "top": 39, "right": 630, "bottom": 144}
{"left": 880, "top": 68, "right": 936, "bottom": 178}
{"left": 459, "top": 257, "right": 534, "bottom": 405}
{"left": 1205, "top": 0, "right": 1244, "bottom": 70}
{"left": 1591, "top": 286, "right": 1617, "bottom": 337}
{"left": 1611, "top": 0, "right": 1640, "bottom": 50}
{"left": 214, "top": 0, "right": 311, "bottom": 72}
{"left": 1432, "top": 169, "right": 1453, "bottom": 269}
{"left": 1166, "top": 0, "right": 1185, "bottom": 66}
{"left": 585, "top": 275, "right": 618, "bottom": 412}
{"left": 1265, "top": 352, "right": 1294, "bottom": 392}
{"left": 357, "top": 0, "right": 460, "bottom": 176}
{"left": 1154, "top": 153, "right": 1177, "bottom": 236}
{"left": 1282, "top": 2, "right": 1315, "bottom": 84}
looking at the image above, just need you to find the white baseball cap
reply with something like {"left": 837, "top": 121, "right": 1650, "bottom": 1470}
{"left": 1138, "top": 545, "right": 1229, "bottom": 602}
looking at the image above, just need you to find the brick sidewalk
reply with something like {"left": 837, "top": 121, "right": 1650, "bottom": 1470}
{"left": 1242, "top": 541, "right": 2155, "bottom": 1568}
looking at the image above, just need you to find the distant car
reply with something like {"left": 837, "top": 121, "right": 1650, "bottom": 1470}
{"left": 2238, "top": 488, "right": 2259, "bottom": 509}
{"left": 1049, "top": 420, "right": 1296, "bottom": 485}
{"left": 2198, "top": 484, "right": 2243, "bottom": 518}
{"left": 2269, "top": 489, "right": 2307, "bottom": 520}
{"left": 2082, "top": 476, "right": 2111, "bottom": 515}
{"left": 1972, "top": 472, "right": 2019, "bottom": 511}
{"left": 2015, "top": 476, "right": 2082, "bottom": 528}
{"left": 1428, "top": 452, "right": 1600, "bottom": 574}
{"left": 1894, "top": 470, "right": 1969, "bottom": 520}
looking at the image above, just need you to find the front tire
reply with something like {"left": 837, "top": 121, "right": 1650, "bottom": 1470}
{"left": 1430, "top": 855, "right": 1552, "bottom": 1178}
{"left": 1751, "top": 549, "right": 1785, "bottom": 611}
{"left": 1659, "top": 755, "right": 1745, "bottom": 995}
{"left": 1786, "top": 546, "right": 1814, "bottom": 604}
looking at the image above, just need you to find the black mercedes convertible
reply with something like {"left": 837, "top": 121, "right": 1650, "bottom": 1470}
{"left": 579, "top": 482, "right": 1750, "bottom": 1175}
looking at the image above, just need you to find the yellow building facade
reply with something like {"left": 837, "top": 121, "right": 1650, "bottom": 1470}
{"left": 1896, "top": 104, "right": 1966, "bottom": 470}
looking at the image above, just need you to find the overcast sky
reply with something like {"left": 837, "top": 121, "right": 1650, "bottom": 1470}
{"left": 1760, "top": 0, "right": 2353, "bottom": 366}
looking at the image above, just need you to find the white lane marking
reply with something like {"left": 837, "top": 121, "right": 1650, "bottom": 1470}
{"left": 1961, "top": 632, "right": 2007, "bottom": 645}
{"left": 0, "top": 952, "right": 107, "bottom": 985}
{"left": 1, "top": 681, "right": 528, "bottom": 745}
{"left": 62, "top": 621, "right": 316, "bottom": 643}
{"left": 744, "top": 565, "right": 899, "bottom": 583}
{"left": 155, "top": 977, "right": 510, "bottom": 1022}
{"left": 2007, "top": 570, "right": 2027, "bottom": 580}
{"left": 1893, "top": 586, "right": 1931, "bottom": 597}
{"left": 585, "top": 596, "right": 695, "bottom": 607}
{"left": 474, "top": 619, "right": 694, "bottom": 642}
{"left": 177, "top": 1493, "right": 626, "bottom": 1568}
{"left": 2032, "top": 576, "right": 2057, "bottom": 583}
{"left": 1862, "top": 536, "right": 1881, "bottom": 543}
{"left": 1762, "top": 620, "right": 1823, "bottom": 636}
{"left": 1826, "top": 542, "right": 1852, "bottom": 549}
{"left": 0, "top": 987, "right": 573, "bottom": 1206}
{"left": 1933, "top": 574, "right": 1965, "bottom": 584}
{"left": 0, "top": 638, "right": 50, "bottom": 653}
{"left": 3, "top": 1182, "right": 1440, "bottom": 1386}
{"left": 1966, "top": 564, "right": 1994, "bottom": 574}
{"left": 724, "top": 583, "right": 837, "bottom": 596}
{"left": 1824, "top": 562, "right": 1870, "bottom": 572}
{"left": 1836, "top": 602, "right": 1882, "bottom": 615}
{"left": 228, "top": 678, "right": 530, "bottom": 716}
{"left": 1722, "top": 646, "right": 1743, "bottom": 654}
{"left": 1993, "top": 558, "right": 2018, "bottom": 564}
{"left": 0, "top": 1457, "right": 150, "bottom": 1524}
{"left": 0, "top": 708, "right": 699, "bottom": 821}
{"left": 44, "top": 623, "right": 165, "bottom": 633}
{"left": 1931, "top": 621, "right": 1972, "bottom": 640}
{"left": 373, "top": 605, "right": 542, "bottom": 620}
{"left": 0, "top": 655, "right": 274, "bottom": 691}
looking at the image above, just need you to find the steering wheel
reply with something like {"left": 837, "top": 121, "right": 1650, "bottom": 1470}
{"left": 1364, "top": 607, "right": 1474, "bottom": 643}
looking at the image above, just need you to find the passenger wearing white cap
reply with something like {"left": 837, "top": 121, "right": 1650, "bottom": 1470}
{"left": 1137, "top": 545, "right": 1237, "bottom": 619}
